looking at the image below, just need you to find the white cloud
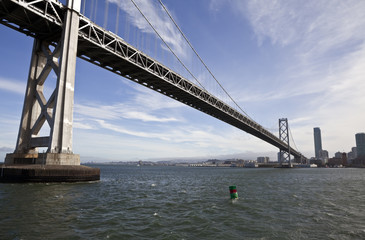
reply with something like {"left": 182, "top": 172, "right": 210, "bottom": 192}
{"left": 124, "top": 111, "right": 177, "bottom": 122}
{"left": 74, "top": 101, "right": 180, "bottom": 123}
{"left": 0, "top": 77, "right": 25, "bottom": 94}
{"left": 126, "top": 80, "right": 185, "bottom": 111}
{"left": 73, "top": 119, "right": 95, "bottom": 130}
{"left": 208, "top": 0, "right": 226, "bottom": 13}
{"left": 96, "top": 119, "right": 170, "bottom": 139}
{"left": 75, "top": 79, "right": 186, "bottom": 124}
{"left": 205, "top": 0, "right": 365, "bottom": 157}
{"left": 0, "top": 146, "right": 13, "bottom": 152}
{"left": 230, "top": 0, "right": 365, "bottom": 103}
{"left": 74, "top": 103, "right": 120, "bottom": 120}
{"left": 72, "top": 116, "right": 273, "bottom": 161}
{"left": 239, "top": 1, "right": 365, "bottom": 51}
{"left": 108, "top": 0, "right": 187, "bottom": 59}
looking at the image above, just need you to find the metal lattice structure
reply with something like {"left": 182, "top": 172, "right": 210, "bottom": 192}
{"left": 1, "top": 0, "right": 80, "bottom": 164}
{"left": 0, "top": 0, "right": 305, "bottom": 163}
{"left": 279, "top": 118, "right": 291, "bottom": 166}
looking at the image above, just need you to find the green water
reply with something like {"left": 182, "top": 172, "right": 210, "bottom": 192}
{"left": 1, "top": 166, "right": 364, "bottom": 239}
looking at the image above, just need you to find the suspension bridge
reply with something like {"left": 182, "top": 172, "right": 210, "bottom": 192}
{"left": 0, "top": 0, "right": 305, "bottom": 178}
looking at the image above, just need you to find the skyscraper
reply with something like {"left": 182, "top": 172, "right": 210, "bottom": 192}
{"left": 355, "top": 133, "right": 365, "bottom": 157}
{"left": 313, "top": 127, "right": 322, "bottom": 159}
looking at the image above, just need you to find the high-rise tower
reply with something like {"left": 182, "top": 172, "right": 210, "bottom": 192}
{"left": 355, "top": 133, "right": 365, "bottom": 157}
{"left": 313, "top": 127, "right": 322, "bottom": 159}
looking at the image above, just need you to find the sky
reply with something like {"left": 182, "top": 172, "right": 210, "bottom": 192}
{"left": 1, "top": 0, "right": 365, "bottom": 162}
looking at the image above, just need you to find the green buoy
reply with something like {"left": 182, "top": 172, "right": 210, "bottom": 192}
{"left": 229, "top": 185, "right": 238, "bottom": 199}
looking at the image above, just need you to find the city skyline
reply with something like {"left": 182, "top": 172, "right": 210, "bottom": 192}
{"left": 311, "top": 130, "right": 365, "bottom": 162}
{"left": 1, "top": 0, "right": 365, "bottom": 162}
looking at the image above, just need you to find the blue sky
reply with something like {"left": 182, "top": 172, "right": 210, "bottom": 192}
{"left": 1, "top": 0, "right": 365, "bottom": 162}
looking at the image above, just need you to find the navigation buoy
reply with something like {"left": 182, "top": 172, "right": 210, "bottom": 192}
{"left": 229, "top": 185, "right": 238, "bottom": 199}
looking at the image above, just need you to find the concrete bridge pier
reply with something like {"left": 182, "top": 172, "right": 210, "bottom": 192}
{"left": 1, "top": 0, "right": 99, "bottom": 182}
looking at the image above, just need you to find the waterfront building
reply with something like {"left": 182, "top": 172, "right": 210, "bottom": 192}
{"left": 352, "top": 147, "right": 358, "bottom": 159}
{"left": 348, "top": 147, "right": 357, "bottom": 164}
{"left": 257, "top": 157, "right": 269, "bottom": 164}
{"left": 335, "top": 151, "right": 343, "bottom": 159}
{"left": 328, "top": 157, "right": 343, "bottom": 167}
{"left": 348, "top": 151, "right": 354, "bottom": 163}
{"left": 319, "top": 149, "right": 329, "bottom": 164}
{"left": 309, "top": 157, "right": 324, "bottom": 167}
{"left": 355, "top": 133, "right": 365, "bottom": 157}
{"left": 342, "top": 152, "right": 348, "bottom": 166}
{"left": 313, "top": 127, "right": 322, "bottom": 159}
{"left": 244, "top": 161, "right": 258, "bottom": 168}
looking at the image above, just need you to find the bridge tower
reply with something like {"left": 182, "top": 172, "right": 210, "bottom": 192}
{"left": 5, "top": 0, "right": 81, "bottom": 165}
{"left": 279, "top": 118, "right": 292, "bottom": 167}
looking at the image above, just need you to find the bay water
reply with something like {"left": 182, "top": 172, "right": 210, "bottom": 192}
{"left": 1, "top": 166, "right": 364, "bottom": 239}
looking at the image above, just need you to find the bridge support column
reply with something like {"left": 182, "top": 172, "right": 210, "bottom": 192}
{"left": 279, "top": 118, "right": 292, "bottom": 168}
{"left": 5, "top": 0, "right": 81, "bottom": 166}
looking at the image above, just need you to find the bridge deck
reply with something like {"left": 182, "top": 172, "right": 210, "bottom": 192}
{"left": 0, "top": 0, "right": 303, "bottom": 159}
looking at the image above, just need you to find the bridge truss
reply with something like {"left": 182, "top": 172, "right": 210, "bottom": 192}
{"left": 0, "top": 0, "right": 304, "bottom": 161}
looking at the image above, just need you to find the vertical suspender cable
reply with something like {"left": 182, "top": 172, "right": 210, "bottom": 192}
{"left": 141, "top": 22, "right": 144, "bottom": 52}
{"left": 103, "top": 0, "right": 109, "bottom": 29}
{"left": 124, "top": 9, "right": 129, "bottom": 41}
{"left": 129, "top": 0, "right": 206, "bottom": 90}
{"left": 94, "top": 0, "right": 98, "bottom": 23}
{"left": 90, "top": 0, "right": 94, "bottom": 21}
{"left": 136, "top": 25, "right": 138, "bottom": 47}
{"left": 154, "top": 33, "right": 157, "bottom": 60}
{"left": 115, "top": 3, "right": 120, "bottom": 35}
{"left": 82, "top": 0, "right": 86, "bottom": 15}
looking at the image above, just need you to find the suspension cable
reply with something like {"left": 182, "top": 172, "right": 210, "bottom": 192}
{"left": 129, "top": 0, "right": 207, "bottom": 91}
{"left": 158, "top": 0, "right": 252, "bottom": 120}
{"left": 288, "top": 125, "right": 298, "bottom": 151}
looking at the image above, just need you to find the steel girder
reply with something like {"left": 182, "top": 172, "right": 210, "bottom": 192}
{"left": 0, "top": 0, "right": 64, "bottom": 42}
{"left": 279, "top": 118, "right": 291, "bottom": 164}
{"left": 3, "top": 0, "right": 79, "bottom": 155}
{"left": 0, "top": 0, "right": 305, "bottom": 159}
{"left": 76, "top": 16, "right": 303, "bottom": 159}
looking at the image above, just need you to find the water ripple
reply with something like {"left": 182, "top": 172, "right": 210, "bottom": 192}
{"left": 0, "top": 166, "right": 364, "bottom": 239}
